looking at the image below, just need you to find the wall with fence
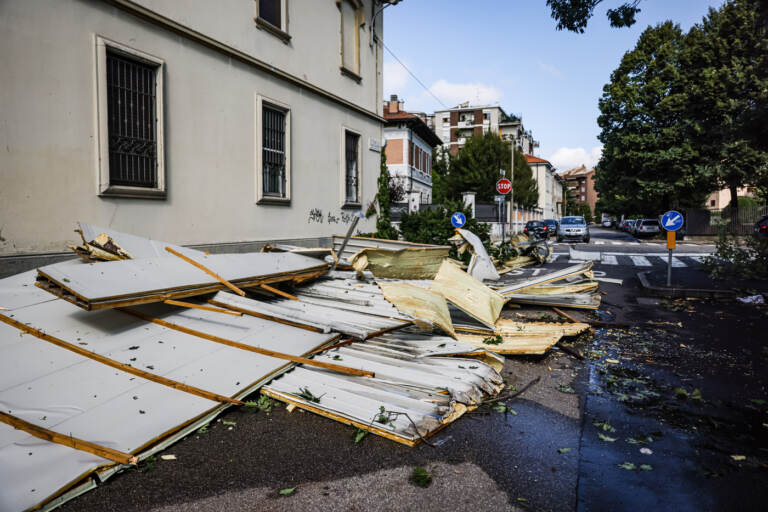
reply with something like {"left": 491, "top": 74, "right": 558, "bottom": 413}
{"left": 685, "top": 205, "right": 767, "bottom": 235}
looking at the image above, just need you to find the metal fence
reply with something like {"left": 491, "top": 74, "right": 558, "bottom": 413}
{"left": 685, "top": 205, "right": 768, "bottom": 235}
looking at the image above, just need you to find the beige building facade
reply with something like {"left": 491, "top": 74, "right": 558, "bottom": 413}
{"left": 0, "top": 0, "right": 387, "bottom": 267}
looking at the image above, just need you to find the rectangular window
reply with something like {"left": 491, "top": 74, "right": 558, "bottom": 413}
{"left": 258, "top": 0, "right": 281, "bottom": 28}
{"left": 255, "top": 94, "right": 291, "bottom": 203}
{"left": 262, "top": 105, "right": 286, "bottom": 197}
{"left": 96, "top": 36, "right": 165, "bottom": 198}
{"left": 339, "top": 0, "right": 361, "bottom": 79}
{"left": 344, "top": 130, "right": 361, "bottom": 204}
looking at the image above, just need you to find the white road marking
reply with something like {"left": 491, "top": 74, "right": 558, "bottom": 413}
{"left": 601, "top": 255, "right": 618, "bottom": 265}
{"left": 549, "top": 254, "right": 560, "bottom": 262}
{"left": 531, "top": 268, "right": 542, "bottom": 276}
{"left": 688, "top": 255, "right": 705, "bottom": 263}
{"left": 611, "top": 241, "right": 623, "bottom": 245}
{"left": 671, "top": 256, "right": 686, "bottom": 267}
{"left": 594, "top": 241, "right": 605, "bottom": 245}
{"left": 630, "top": 255, "right": 652, "bottom": 266}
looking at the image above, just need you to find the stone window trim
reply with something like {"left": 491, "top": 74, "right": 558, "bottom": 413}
{"left": 255, "top": 0, "right": 291, "bottom": 43}
{"left": 255, "top": 93, "right": 292, "bottom": 205}
{"left": 94, "top": 35, "right": 166, "bottom": 199}
{"left": 340, "top": 126, "right": 362, "bottom": 208}
{"left": 337, "top": 0, "right": 363, "bottom": 81}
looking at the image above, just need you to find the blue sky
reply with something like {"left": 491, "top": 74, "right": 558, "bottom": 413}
{"left": 382, "top": 0, "right": 723, "bottom": 171}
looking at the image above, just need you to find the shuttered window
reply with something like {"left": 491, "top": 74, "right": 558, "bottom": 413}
{"left": 106, "top": 51, "right": 158, "bottom": 188}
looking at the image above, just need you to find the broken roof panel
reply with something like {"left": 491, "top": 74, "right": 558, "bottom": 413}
{"left": 377, "top": 281, "right": 456, "bottom": 338}
{"left": 331, "top": 235, "right": 449, "bottom": 263}
{"left": 77, "top": 222, "right": 204, "bottom": 260}
{"left": 262, "top": 333, "right": 503, "bottom": 446}
{"left": 349, "top": 247, "right": 450, "bottom": 279}
{"left": 0, "top": 275, "right": 339, "bottom": 511}
{"left": 35, "top": 252, "right": 328, "bottom": 310}
{"left": 430, "top": 260, "right": 506, "bottom": 329}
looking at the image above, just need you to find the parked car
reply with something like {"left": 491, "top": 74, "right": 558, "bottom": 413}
{"left": 542, "top": 219, "right": 558, "bottom": 238}
{"left": 627, "top": 219, "right": 639, "bottom": 234}
{"left": 755, "top": 215, "right": 768, "bottom": 238}
{"left": 557, "top": 216, "right": 590, "bottom": 243}
{"left": 524, "top": 220, "right": 549, "bottom": 239}
{"left": 635, "top": 218, "right": 661, "bottom": 237}
{"left": 602, "top": 219, "right": 613, "bottom": 228}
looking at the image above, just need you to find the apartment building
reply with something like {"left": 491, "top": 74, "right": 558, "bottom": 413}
{"left": 525, "top": 155, "right": 563, "bottom": 219}
{"left": 431, "top": 103, "right": 539, "bottom": 158}
{"left": 0, "top": 0, "right": 390, "bottom": 270}
{"left": 560, "top": 165, "right": 598, "bottom": 214}
{"left": 383, "top": 95, "right": 442, "bottom": 204}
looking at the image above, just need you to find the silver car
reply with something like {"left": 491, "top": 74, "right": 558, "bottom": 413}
{"left": 557, "top": 216, "right": 590, "bottom": 243}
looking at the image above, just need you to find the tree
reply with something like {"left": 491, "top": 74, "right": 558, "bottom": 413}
{"left": 372, "top": 143, "right": 399, "bottom": 240}
{"left": 682, "top": 0, "right": 768, "bottom": 222}
{"left": 441, "top": 131, "right": 538, "bottom": 207}
{"left": 595, "top": 21, "right": 712, "bottom": 216}
{"left": 431, "top": 146, "right": 451, "bottom": 204}
{"left": 399, "top": 199, "right": 489, "bottom": 247}
{"left": 547, "top": 0, "right": 642, "bottom": 33}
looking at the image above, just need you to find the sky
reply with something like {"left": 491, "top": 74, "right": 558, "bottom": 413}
{"left": 382, "top": 0, "right": 724, "bottom": 171}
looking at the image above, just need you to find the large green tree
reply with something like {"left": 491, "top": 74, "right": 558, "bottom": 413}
{"left": 595, "top": 21, "right": 712, "bottom": 215}
{"left": 441, "top": 131, "right": 538, "bottom": 207}
{"left": 682, "top": 0, "right": 768, "bottom": 220}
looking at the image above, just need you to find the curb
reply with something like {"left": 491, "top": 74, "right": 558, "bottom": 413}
{"left": 636, "top": 271, "right": 737, "bottom": 299}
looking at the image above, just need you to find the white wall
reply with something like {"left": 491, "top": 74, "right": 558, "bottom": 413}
{"left": 0, "top": 0, "right": 383, "bottom": 255}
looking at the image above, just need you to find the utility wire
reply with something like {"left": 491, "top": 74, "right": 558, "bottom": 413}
{"left": 382, "top": 41, "right": 449, "bottom": 109}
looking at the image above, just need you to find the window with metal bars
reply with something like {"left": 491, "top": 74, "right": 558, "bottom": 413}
{"left": 344, "top": 131, "right": 360, "bottom": 203}
{"left": 262, "top": 105, "right": 286, "bottom": 197}
{"left": 106, "top": 50, "right": 158, "bottom": 188}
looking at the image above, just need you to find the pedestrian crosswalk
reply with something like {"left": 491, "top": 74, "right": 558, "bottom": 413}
{"left": 555, "top": 252, "right": 711, "bottom": 268}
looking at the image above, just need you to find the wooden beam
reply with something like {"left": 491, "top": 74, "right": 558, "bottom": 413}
{"left": 552, "top": 307, "right": 580, "bottom": 324}
{"left": 260, "top": 284, "right": 298, "bottom": 301}
{"left": 118, "top": 308, "right": 374, "bottom": 378}
{"left": 0, "top": 313, "right": 243, "bottom": 406}
{"left": 164, "top": 299, "right": 242, "bottom": 316}
{"left": 164, "top": 246, "right": 245, "bottom": 296}
{"left": 0, "top": 411, "right": 138, "bottom": 466}
{"left": 207, "top": 300, "right": 325, "bottom": 333}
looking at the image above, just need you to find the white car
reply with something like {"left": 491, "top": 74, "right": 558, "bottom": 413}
{"left": 635, "top": 219, "right": 660, "bottom": 237}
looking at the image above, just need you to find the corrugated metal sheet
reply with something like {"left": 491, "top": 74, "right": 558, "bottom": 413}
{"left": 77, "top": 223, "right": 202, "bottom": 260}
{"left": 262, "top": 333, "right": 504, "bottom": 446}
{"left": 331, "top": 235, "right": 449, "bottom": 263}
{"left": 430, "top": 260, "right": 506, "bottom": 329}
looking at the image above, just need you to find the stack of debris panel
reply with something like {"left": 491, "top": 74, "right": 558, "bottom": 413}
{"left": 496, "top": 262, "right": 601, "bottom": 310}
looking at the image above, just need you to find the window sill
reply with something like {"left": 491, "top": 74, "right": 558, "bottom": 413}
{"left": 341, "top": 202, "right": 361, "bottom": 210}
{"left": 257, "top": 195, "right": 291, "bottom": 206}
{"left": 339, "top": 66, "right": 362, "bottom": 83}
{"left": 99, "top": 185, "right": 166, "bottom": 199}
{"left": 255, "top": 17, "right": 291, "bottom": 43}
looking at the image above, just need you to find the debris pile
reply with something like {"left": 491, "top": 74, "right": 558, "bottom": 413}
{"left": 0, "top": 223, "right": 598, "bottom": 511}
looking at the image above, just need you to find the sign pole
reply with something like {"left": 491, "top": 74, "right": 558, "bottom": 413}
{"left": 661, "top": 210, "right": 682, "bottom": 287}
{"left": 667, "top": 247, "right": 672, "bottom": 287}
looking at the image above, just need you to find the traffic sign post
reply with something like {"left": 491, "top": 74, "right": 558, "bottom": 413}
{"left": 451, "top": 212, "right": 466, "bottom": 229}
{"left": 496, "top": 177, "right": 511, "bottom": 242}
{"left": 661, "top": 210, "right": 684, "bottom": 287}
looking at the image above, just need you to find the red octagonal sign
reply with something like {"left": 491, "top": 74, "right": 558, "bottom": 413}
{"left": 496, "top": 178, "right": 512, "bottom": 194}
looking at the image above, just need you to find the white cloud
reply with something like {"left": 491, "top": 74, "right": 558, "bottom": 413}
{"left": 547, "top": 146, "right": 603, "bottom": 171}
{"left": 383, "top": 60, "right": 410, "bottom": 95}
{"left": 425, "top": 79, "right": 503, "bottom": 108}
{"left": 537, "top": 61, "right": 562, "bottom": 78}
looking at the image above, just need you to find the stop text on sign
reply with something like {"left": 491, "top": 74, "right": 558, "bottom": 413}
{"left": 496, "top": 178, "right": 512, "bottom": 194}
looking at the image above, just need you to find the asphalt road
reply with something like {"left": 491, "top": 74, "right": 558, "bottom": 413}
{"left": 61, "top": 240, "right": 768, "bottom": 512}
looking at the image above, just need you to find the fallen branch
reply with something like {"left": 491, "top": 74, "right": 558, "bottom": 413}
{"left": 555, "top": 342, "right": 584, "bottom": 361}
{"left": 482, "top": 376, "right": 542, "bottom": 405}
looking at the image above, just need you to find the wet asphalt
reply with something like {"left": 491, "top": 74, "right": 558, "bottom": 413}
{"left": 59, "top": 230, "right": 767, "bottom": 512}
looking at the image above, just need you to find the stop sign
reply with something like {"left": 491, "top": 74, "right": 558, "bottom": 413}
{"left": 496, "top": 178, "right": 512, "bottom": 194}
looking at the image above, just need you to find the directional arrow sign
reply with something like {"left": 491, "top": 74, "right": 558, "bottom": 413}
{"left": 661, "top": 210, "right": 684, "bottom": 232}
{"left": 451, "top": 212, "right": 467, "bottom": 228}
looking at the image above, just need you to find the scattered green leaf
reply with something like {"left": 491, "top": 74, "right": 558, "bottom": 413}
{"left": 639, "top": 464, "right": 653, "bottom": 471}
{"left": 593, "top": 420, "right": 616, "bottom": 432}
{"left": 353, "top": 428, "right": 369, "bottom": 444}
{"left": 557, "top": 385, "right": 576, "bottom": 394}
{"left": 598, "top": 433, "right": 617, "bottom": 442}
{"left": 410, "top": 467, "right": 432, "bottom": 488}
{"left": 197, "top": 423, "right": 209, "bottom": 434}
{"left": 558, "top": 447, "right": 572, "bottom": 454}
{"left": 437, "top": 343, "right": 446, "bottom": 348}
{"left": 297, "top": 387, "right": 322, "bottom": 403}
{"left": 750, "top": 399, "right": 766, "bottom": 406}
{"left": 482, "top": 334, "right": 503, "bottom": 345}
{"left": 222, "top": 420, "right": 236, "bottom": 426}
{"left": 674, "top": 387, "right": 689, "bottom": 399}
{"left": 279, "top": 487, "right": 296, "bottom": 496}
{"left": 333, "top": 355, "right": 343, "bottom": 361}
{"left": 691, "top": 389, "right": 703, "bottom": 401}
{"left": 618, "top": 462, "right": 637, "bottom": 470}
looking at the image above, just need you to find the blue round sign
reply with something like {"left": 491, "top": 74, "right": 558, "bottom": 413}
{"left": 661, "top": 210, "right": 684, "bottom": 231}
{"left": 451, "top": 212, "right": 467, "bottom": 228}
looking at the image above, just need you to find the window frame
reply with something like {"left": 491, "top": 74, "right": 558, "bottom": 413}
{"left": 255, "top": 0, "right": 291, "bottom": 42}
{"left": 255, "top": 93, "right": 292, "bottom": 205}
{"left": 94, "top": 35, "right": 165, "bottom": 199}
{"left": 337, "top": 0, "right": 363, "bottom": 82}
{"left": 340, "top": 126, "right": 362, "bottom": 208}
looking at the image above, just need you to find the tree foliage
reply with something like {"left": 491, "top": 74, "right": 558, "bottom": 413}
{"left": 595, "top": 22, "right": 711, "bottom": 215}
{"left": 373, "top": 144, "right": 399, "bottom": 240}
{"left": 595, "top": 0, "right": 768, "bottom": 218}
{"left": 431, "top": 146, "right": 451, "bottom": 204}
{"left": 439, "top": 131, "right": 538, "bottom": 207}
{"left": 546, "top": 0, "right": 642, "bottom": 33}
{"left": 399, "top": 200, "right": 489, "bottom": 248}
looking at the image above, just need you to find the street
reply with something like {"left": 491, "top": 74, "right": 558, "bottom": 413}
{"left": 62, "top": 238, "right": 767, "bottom": 512}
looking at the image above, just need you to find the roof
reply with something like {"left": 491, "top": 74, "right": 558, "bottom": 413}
{"left": 524, "top": 154, "right": 550, "bottom": 165}
{"left": 383, "top": 111, "right": 442, "bottom": 147}
{"left": 559, "top": 165, "right": 594, "bottom": 179}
